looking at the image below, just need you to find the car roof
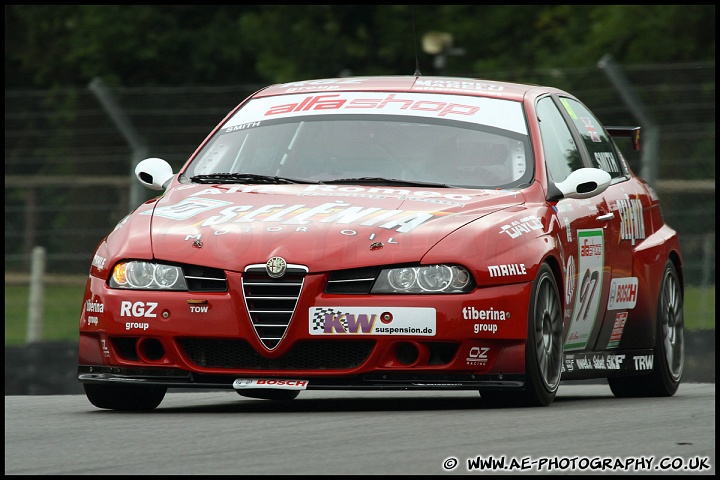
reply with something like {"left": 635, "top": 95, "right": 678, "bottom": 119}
{"left": 252, "top": 75, "right": 563, "bottom": 102}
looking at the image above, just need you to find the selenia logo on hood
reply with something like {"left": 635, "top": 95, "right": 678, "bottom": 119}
{"left": 145, "top": 196, "right": 440, "bottom": 233}
{"left": 141, "top": 184, "right": 485, "bottom": 234}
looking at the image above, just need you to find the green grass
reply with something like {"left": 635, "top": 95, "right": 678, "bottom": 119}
{"left": 4, "top": 283, "right": 715, "bottom": 346}
{"left": 5, "top": 283, "right": 85, "bottom": 345}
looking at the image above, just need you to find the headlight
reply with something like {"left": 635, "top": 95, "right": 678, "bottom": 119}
{"left": 109, "top": 261, "right": 188, "bottom": 290}
{"left": 371, "top": 265, "right": 473, "bottom": 294}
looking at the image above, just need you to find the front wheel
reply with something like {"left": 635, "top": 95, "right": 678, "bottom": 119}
{"left": 83, "top": 383, "right": 167, "bottom": 411}
{"left": 481, "top": 263, "right": 563, "bottom": 407}
{"left": 609, "top": 260, "right": 684, "bottom": 397}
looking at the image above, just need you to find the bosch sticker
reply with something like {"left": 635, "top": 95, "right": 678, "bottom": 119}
{"left": 607, "top": 277, "right": 638, "bottom": 310}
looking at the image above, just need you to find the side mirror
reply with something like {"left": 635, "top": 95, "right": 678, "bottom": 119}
{"left": 135, "top": 158, "right": 174, "bottom": 191}
{"left": 548, "top": 168, "right": 612, "bottom": 201}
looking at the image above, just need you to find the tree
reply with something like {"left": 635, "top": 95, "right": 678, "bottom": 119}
{"left": 5, "top": 5, "right": 715, "bottom": 88}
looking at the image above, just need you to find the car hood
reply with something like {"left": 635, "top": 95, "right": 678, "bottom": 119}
{"left": 143, "top": 183, "right": 525, "bottom": 272}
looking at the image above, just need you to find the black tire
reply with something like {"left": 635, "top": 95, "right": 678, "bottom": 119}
{"left": 83, "top": 383, "right": 167, "bottom": 411}
{"left": 236, "top": 389, "right": 300, "bottom": 401}
{"left": 609, "top": 260, "right": 684, "bottom": 397}
{"left": 481, "top": 263, "right": 563, "bottom": 407}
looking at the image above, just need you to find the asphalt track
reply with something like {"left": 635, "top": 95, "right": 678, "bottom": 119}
{"left": 5, "top": 383, "right": 715, "bottom": 475}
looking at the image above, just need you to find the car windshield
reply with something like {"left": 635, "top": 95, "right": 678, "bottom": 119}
{"left": 183, "top": 92, "right": 533, "bottom": 189}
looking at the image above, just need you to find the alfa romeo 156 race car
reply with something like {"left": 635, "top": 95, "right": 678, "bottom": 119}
{"left": 78, "top": 75, "right": 685, "bottom": 410}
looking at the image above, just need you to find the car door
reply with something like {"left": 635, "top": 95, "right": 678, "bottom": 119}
{"left": 554, "top": 96, "right": 646, "bottom": 353}
{"left": 535, "top": 96, "right": 612, "bottom": 353}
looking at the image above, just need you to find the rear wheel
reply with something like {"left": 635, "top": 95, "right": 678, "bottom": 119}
{"left": 83, "top": 383, "right": 167, "bottom": 411}
{"left": 481, "top": 263, "right": 563, "bottom": 406}
{"left": 609, "top": 260, "right": 684, "bottom": 397}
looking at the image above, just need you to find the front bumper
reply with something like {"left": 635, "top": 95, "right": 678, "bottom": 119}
{"left": 77, "top": 365, "right": 526, "bottom": 391}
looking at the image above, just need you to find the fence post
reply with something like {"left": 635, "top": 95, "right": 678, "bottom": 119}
{"left": 27, "top": 246, "right": 46, "bottom": 343}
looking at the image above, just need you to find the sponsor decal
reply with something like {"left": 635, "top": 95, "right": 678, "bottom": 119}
{"left": 463, "top": 306, "right": 508, "bottom": 321}
{"left": 564, "top": 229, "right": 604, "bottom": 351}
{"left": 141, "top": 197, "right": 232, "bottom": 220}
{"left": 224, "top": 92, "right": 527, "bottom": 135}
{"left": 188, "top": 299, "right": 208, "bottom": 313}
{"left": 565, "top": 255, "right": 576, "bottom": 304}
{"left": 634, "top": 355, "right": 654, "bottom": 371}
{"left": 264, "top": 93, "right": 485, "bottom": 119}
{"left": 277, "top": 78, "right": 365, "bottom": 89}
{"left": 466, "top": 346, "right": 490, "bottom": 367}
{"left": 563, "top": 216, "right": 572, "bottom": 242}
{"left": 576, "top": 357, "right": 593, "bottom": 369}
{"left": 487, "top": 264, "right": 527, "bottom": 278}
{"left": 101, "top": 339, "right": 110, "bottom": 357}
{"left": 554, "top": 203, "right": 574, "bottom": 213}
{"left": 87, "top": 316, "right": 98, "bottom": 326}
{"left": 125, "top": 322, "right": 149, "bottom": 331}
{"left": 499, "top": 215, "right": 543, "bottom": 239}
{"left": 185, "top": 200, "right": 441, "bottom": 234}
{"left": 414, "top": 79, "right": 505, "bottom": 92}
{"left": 473, "top": 323, "right": 498, "bottom": 334}
{"left": 604, "top": 354, "right": 625, "bottom": 370}
{"left": 607, "top": 312, "right": 628, "bottom": 349}
{"left": 233, "top": 379, "right": 309, "bottom": 390}
{"left": 607, "top": 277, "right": 638, "bottom": 310}
{"left": 120, "top": 301, "right": 158, "bottom": 318}
{"left": 564, "top": 353, "right": 652, "bottom": 373}
{"left": 309, "top": 307, "right": 435, "bottom": 336}
{"left": 91, "top": 255, "right": 106, "bottom": 270}
{"left": 85, "top": 300, "right": 104, "bottom": 313}
{"left": 617, "top": 194, "right": 646, "bottom": 245}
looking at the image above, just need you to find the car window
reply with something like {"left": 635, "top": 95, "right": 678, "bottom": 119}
{"left": 536, "top": 96, "right": 583, "bottom": 183}
{"left": 183, "top": 92, "right": 534, "bottom": 189}
{"left": 557, "top": 97, "right": 624, "bottom": 179}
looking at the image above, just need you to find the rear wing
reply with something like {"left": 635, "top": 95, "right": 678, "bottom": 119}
{"left": 605, "top": 126, "right": 641, "bottom": 151}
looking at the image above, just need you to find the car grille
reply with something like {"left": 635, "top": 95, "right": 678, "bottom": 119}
{"left": 177, "top": 339, "right": 375, "bottom": 370}
{"left": 242, "top": 264, "right": 307, "bottom": 349}
{"left": 182, "top": 265, "right": 227, "bottom": 292}
{"left": 325, "top": 266, "right": 381, "bottom": 294}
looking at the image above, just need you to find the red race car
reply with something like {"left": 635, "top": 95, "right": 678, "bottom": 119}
{"left": 78, "top": 75, "right": 684, "bottom": 410}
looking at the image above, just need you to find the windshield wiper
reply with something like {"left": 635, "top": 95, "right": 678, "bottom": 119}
{"left": 321, "top": 177, "right": 451, "bottom": 188}
{"left": 191, "top": 173, "right": 317, "bottom": 185}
